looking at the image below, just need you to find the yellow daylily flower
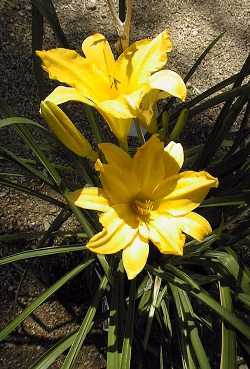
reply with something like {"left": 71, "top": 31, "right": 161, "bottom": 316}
{"left": 69, "top": 136, "right": 218, "bottom": 280}
{"left": 36, "top": 31, "right": 186, "bottom": 143}
{"left": 41, "top": 101, "right": 98, "bottom": 161}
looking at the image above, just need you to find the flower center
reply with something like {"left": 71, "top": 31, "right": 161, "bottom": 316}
{"left": 133, "top": 199, "right": 155, "bottom": 220}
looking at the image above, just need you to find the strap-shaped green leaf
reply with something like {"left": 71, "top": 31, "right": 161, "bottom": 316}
{"left": 0, "top": 145, "right": 55, "bottom": 187}
{"left": 61, "top": 275, "right": 108, "bottom": 369}
{"left": 0, "top": 176, "right": 64, "bottom": 207}
{"left": 0, "top": 117, "right": 47, "bottom": 131}
{"left": 120, "top": 280, "right": 136, "bottom": 369}
{"left": 205, "top": 248, "right": 250, "bottom": 294}
{"left": 219, "top": 284, "right": 236, "bottom": 369}
{"left": 30, "top": 330, "right": 78, "bottom": 369}
{"left": 0, "top": 259, "right": 93, "bottom": 341}
{"left": 150, "top": 265, "right": 250, "bottom": 339}
{"left": 0, "top": 245, "right": 85, "bottom": 266}
{"left": 107, "top": 260, "right": 124, "bottom": 369}
{"left": 184, "top": 32, "right": 225, "bottom": 83}
{"left": 32, "top": 0, "right": 69, "bottom": 47}
{"left": 170, "top": 284, "right": 198, "bottom": 369}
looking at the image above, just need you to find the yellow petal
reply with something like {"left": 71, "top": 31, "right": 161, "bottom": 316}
{"left": 44, "top": 86, "right": 94, "bottom": 106}
{"left": 123, "top": 87, "right": 150, "bottom": 112}
{"left": 158, "top": 171, "right": 219, "bottom": 216}
{"left": 82, "top": 33, "right": 115, "bottom": 76}
{"left": 178, "top": 212, "right": 212, "bottom": 241}
{"left": 122, "top": 236, "right": 149, "bottom": 279}
{"left": 136, "top": 89, "right": 159, "bottom": 131}
{"left": 36, "top": 48, "right": 110, "bottom": 101}
{"left": 88, "top": 219, "right": 137, "bottom": 254}
{"left": 149, "top": 212, "right": 185, "bottom": 255}
{"left": 68, "top": 186, "right": 110, "bottom": 212}
{"left": 97, "top": 88, "right": 148, "bottom": 142}
{"left": 98, "top": 108, "right": 133, "bottom": 143}
{"left": 132, "top": 135, "right": 166, "bottom": 198}
{"left": 41, "top": 101, "right": 98, "bottom": 161}
{"left": 149, "top": 69, "right": 187, "bottom": 101}
{"left": 98, "top": 97, "right": 135, "bottom": 119}
{"left": 151, "top": 174, "right": 179, "bottom": 201}
{"left": 100, "top": 162, "right": 140, "bottom": 204}
{"left": 100, "top": 204, "right": 138, "bottom": 229}
{"left": 164, "top": 141, "right": 184, "bottom": 176}
{"left": 138, "top": 222, "right": 149, "bottom": 239}
{"left": 115, "top": 30, "right": 172, "bottom": 91}
{"left": 98, "top": 143, "right": 132, "bottom": 168}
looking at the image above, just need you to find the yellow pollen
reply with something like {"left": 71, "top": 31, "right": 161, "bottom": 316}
{"left": 133, "top": 199, "right": 155, "bottom": 219}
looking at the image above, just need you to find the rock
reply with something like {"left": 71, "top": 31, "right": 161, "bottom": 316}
{"left": 86, "top": 0, "right": 97, "bottom": 10}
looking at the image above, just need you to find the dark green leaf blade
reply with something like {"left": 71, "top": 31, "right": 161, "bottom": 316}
{"left": 0, "top": 259, "right": 93, "bottom": 341}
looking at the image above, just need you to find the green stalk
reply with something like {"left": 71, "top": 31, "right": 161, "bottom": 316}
{"left": 143, "top": 276, "right": 161, "bottom": 350}
{"left": 184, "top": 32, "right": 225, "bottom": 83}
{"left": 61, "top": 275, "right": 108, "bottom": 369}
{"left": 63, "top": 188, "right": 94, "bottom": 238}
{"left": 107, "top": 259, "right": 124, "bottom": 369}
{"left": 169, "top": 108, "right": 189, "bottom": 140}
{"left": 120, "top": 280, "right": 136, "bottom": 369}
{"left": 165, "top": 265, "right": 250, "bottom": 339}
{"left": 0, "top": 177, "right": 65, "bottom": 208}
{"left": 169, "top": 71, "right": 248, "bottom": 121}
{"left": 219, "top": 284, "right": 236, "bottom": 369}
{"left": 84, "top": 105, "right": 103, "bottom": 144}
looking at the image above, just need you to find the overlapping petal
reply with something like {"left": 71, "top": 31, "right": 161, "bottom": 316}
{"left": 177, "top": 212, "right": 212, "bottom": 241}
{"left": 136, "top": 89, "right": 159, "bottom": 131}
{"left": 68, "top": 187, "right": 109, "bottom": 212}
{"left": 97, "top": 109, "right": 133, "bottom": 143}
{"left": 115, "top": 30, "right": 172, "bottom": 91}
{"left": 149, "top": 69, "right": 187, "bottom": 101}
{"left": 99, "top": 162, "right": 140, "bottom": 204}
{"left": 36, "top": 48, "right": 110, "bottom": 101}
{"left": 149, "top": 213, "right": 185, "bottom": 255}
{"left": 132, "top": 135, "right": 165, "bottom": 198}
{"left": 98, "top": 97, "right": 136, "bottom": 119}
{"left": 82, "top": 33, "right": 115, "bottom": 76}
{"left": 99, "top": 143, "right": 132, "bottom": 168}
{"left": 164, "top": 141, "right": 184, "bottom": 176}
{"left": 137, "top": 70, "right": 186, "bottom": 128}
{"left": 44, "top": 86, "right": 94, "bottom": 106}
{"left": 88, "top": 216, "right": 137, "bottom": 254}
{"left": 122, "top": 236, "right": 149, "bottom": 280}
{"left": 157, "top": 171, "right": 219, "bottom": 215}
{"left": 100, "top": 204, "right": 138, "bottom": 229}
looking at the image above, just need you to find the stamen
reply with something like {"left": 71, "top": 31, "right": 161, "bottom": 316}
{"left": 133, "top": 199, "right": 155, "bottom": 220}
{"left": 110, "top": 77, "right": 121, "bottom": 90}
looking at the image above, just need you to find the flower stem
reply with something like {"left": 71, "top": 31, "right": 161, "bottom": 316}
{"left": 84, "top": 105, "right": 103, "bottom": 144}
{"left": 106, "top": 0, "right": 132, "bottom": 51}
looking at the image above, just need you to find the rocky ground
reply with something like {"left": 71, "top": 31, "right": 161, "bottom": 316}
{"left": 0, "top": 0, "right": 249, "bottom": 368}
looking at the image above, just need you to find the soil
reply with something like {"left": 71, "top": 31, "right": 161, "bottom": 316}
{"left": 0, "top": 0, "right": 249, "bottom": 368}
